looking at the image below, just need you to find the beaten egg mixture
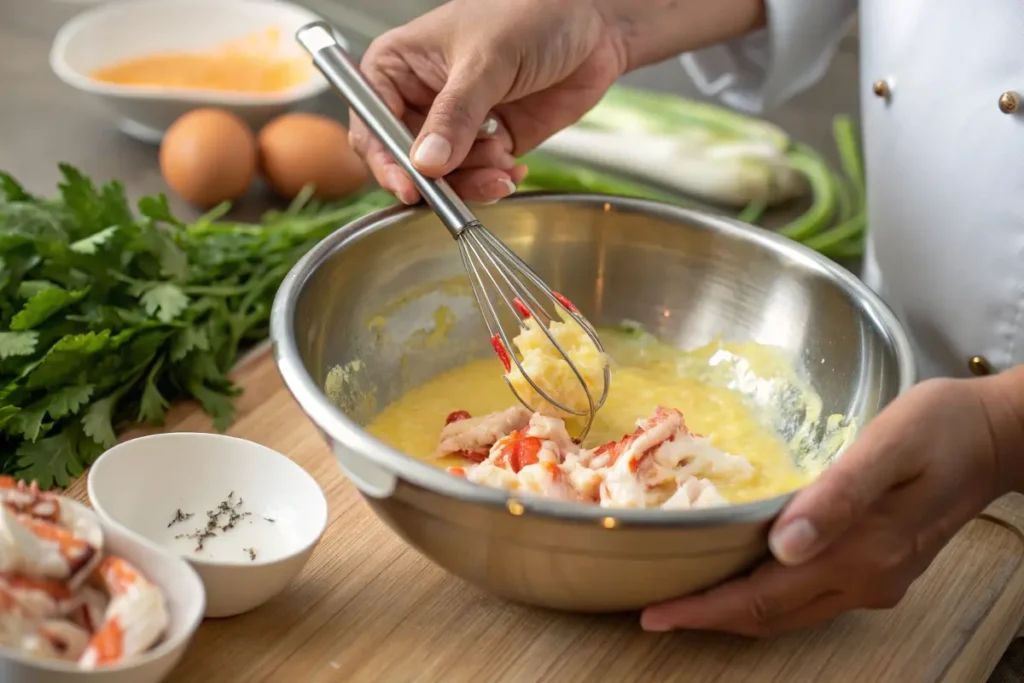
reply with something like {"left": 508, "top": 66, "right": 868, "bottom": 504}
{"left": 90, "top": 29, "right": 311, "bottom": 93}
{"left": 367, "top": 325, "right": 815, "bottom": 506}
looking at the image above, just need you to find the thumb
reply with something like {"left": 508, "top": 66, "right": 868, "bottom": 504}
{"left": 768, "top": 428, "right": 919, "bottom": 566}
{"left": 411, "top": 59, "right": 512, "bottom": 176}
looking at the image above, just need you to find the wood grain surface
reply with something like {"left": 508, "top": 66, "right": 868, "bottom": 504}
{"left": 62, "top": 350, "right": 1024, "bottom": 683}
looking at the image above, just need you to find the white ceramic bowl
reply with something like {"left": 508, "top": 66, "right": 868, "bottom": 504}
{"left": 88, "top": 433, "right": 328, "bottom": 618}
{"left": 50, "top": 0, "right": 340, "bottom": 143}
{"left": 0, "top": 502, "right": 205, "bottom": 683}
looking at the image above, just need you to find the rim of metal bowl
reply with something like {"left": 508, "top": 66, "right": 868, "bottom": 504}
{"left": 270, "top": 192, "right": 916, "bottom": 527}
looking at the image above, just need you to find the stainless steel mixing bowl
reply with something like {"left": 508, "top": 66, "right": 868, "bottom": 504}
{"left": 270, "top": 194, "right": 915, "bottom": 612}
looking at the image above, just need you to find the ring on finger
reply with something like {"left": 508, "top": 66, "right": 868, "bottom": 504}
{"left": 479, "top": 115, "right": 499, "bottom": 137}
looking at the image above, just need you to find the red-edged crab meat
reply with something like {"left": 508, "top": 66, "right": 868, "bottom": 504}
{"left": 593, "top": 407, "right": 752, "bottom": 509}
{"left": 433, "top": 406, "right": 532, "bottom": 461}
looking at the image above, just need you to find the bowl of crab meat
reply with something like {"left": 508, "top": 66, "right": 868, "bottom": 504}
{"left": 0, "top": 477, "right": 204, "bottom": 683}
{"left": 270, "top": 193, "right": 914, "bottom": 612}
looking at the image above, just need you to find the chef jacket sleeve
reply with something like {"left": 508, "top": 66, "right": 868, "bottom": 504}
{"left": 679, "top": 0, "right": 858, "bottom": 113}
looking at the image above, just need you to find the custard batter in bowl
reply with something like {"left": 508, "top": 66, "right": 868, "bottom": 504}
{"left": 368, "top": 328, "right": 828, "bottom": 508}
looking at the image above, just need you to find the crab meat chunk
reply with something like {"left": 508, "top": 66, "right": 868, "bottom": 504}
{"left": 523, "top": 414, "right": 578, "bottom": 455}
{"left": 0, "top": 508, "right": 102, "bottom": 587}
{"left": 661, "top": 478, "right": 728, "bottom": 509}
{"left": 448, "top": 418, "right": 583, "bottom": 501}
{"left": 561, "top": 453, "right": 603, "bottom": 502}
{"left": 517, "top": 462, "right": 580, "bottom": 501}
{"left": 433, "top": 406, "right": 532, "bottom": 460}
{"left": 78, "top": 555, "right": 170, "bottom": 669}
{"left": 0, "top": 573, "right": 75, "bottom": 620}
{"left": 22, "top": 619, "right": 92, "bottom": 662}
{"left": 596, "top": 407, "right": 753, "bottom": 509}
{"left": 455, "top": 462, "right": 519, "bottom": 490}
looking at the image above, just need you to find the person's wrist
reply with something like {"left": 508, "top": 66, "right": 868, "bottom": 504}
{"left": 595, "top": 0, "right": 767, "bottom": 72}
{"left": 977, "top": 365, "right": 1024, "bottom": 494}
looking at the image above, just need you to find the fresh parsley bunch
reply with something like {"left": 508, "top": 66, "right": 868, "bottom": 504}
{"left": 0, "top": 164, "right": 395, "bottom": 489}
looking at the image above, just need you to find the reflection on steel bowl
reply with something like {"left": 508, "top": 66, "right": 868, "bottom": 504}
{"left": 270, "top": 194, "right": 915, "bottom": 612}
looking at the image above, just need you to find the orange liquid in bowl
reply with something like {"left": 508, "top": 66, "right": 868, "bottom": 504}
{"left": 89, "top": 28, "right": 312, "bottom": 93}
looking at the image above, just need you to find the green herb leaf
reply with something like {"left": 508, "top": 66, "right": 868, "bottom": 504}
{"left": 139, "top": 358, "right": 168, "bottom": 424}
{"left": 56, "top": 164, "right": 133, "bottom": 237}
{"left": 188, "top": 381, "right": 235, "bottom": 431}
{"left": 82, "top": 395, "right": 118, "bottom": 449}
{"left": 138, "top": 283, "right": 188, "bottom": 323}
{"left": 0, "top": 172, "right": 33, "bottom": 202}
{"left": 0, "top": 331, "right": 39, "bottom": 359}
{"left": 138, "top": 194, "right": 184, "bottom": 227}
{"left": 9, "top": 407, "right": 47, "bottom": 441}
{"left": 141, "top": 227, "right": 189, "bottom": 281}
{"left": 15, "top": 424, "right": 90, "bottom": 489}
{"left": 170, "top": 327, "right": 210, "bottom": 362}
{"left": 27, "top": 331, "right": 110, "bottom": 389}
{"left": 70, "top": 225, "right": 118, "bottom": 254}
{"left": 10, "top": 286, "right": 90, "bottom": 330}
{"left": 44, "top": 385, "right": 95, "bottom": 419}
{"left": 17, "top": 280, "right": 59, "bottom": 298}
{"left": 0, "top": 406, "right": 18, "bottom": 431}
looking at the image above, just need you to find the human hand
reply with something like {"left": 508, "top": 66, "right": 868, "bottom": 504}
{"left": 640, "top": 375, "right": 1022, "bottom": 636}
{"left": 349, "top": 0, "right": 628, "bottom": 204}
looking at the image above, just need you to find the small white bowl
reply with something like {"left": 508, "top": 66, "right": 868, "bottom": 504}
{"left": 88, "top": 433, "right": 328, "bottom": 618}
{"left": 0, "top": 505, "right": 205, "bottom": 683}
{"left": 50, "top": 0, "right": 340, "bottom": 143}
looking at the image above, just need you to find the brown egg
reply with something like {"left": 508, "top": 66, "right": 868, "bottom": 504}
{"left": 160, "top": 109, "right": 257, "bottom": 208}
{"left": 258, "top": 112, "right": 369, "bottom": 200}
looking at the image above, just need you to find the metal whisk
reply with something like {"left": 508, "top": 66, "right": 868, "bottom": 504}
{"left": 296, "top": 22, "right": 610, "bottom": 439}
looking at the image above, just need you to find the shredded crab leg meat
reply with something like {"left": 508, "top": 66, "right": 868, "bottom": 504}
{"left": 0, "top": 478, "right": 170, "bottom": 668}
{"left": 79, "top": 556, "right": 169, "bottom": 669}
{"left": 438, "top": 405, "right": 753, "bottom": 509}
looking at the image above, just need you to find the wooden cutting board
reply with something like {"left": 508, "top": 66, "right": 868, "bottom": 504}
{"left": 63, "top": 349, "right": 1024, "bottom": 683}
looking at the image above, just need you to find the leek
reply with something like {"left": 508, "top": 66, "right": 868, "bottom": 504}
{"left": 806, "top": 214, "right": 866, "bottom": 255}
{"left": 778, "top": 146, "right": 838, "bottom": 241}
{"left": 516, "top": 87, "right": 870, "bottom": 263}
{"left": 797, "top": 117, "right": 867, "bottom": 254}
{"left": 587, "top": 86, "right": 791, "bottom": 149}
{"left": 833, "top": 116, "right": 865, "bottom": 204}
{"left": 823, "top": 238, "right": 865, "bottom": 260}
{"left": 538, "top": 85, "right": 807, "bottom": 208}
{"left": 516, "top": 152, "right": 686, "bottom": 205}
{"left": 736, "top": 200, "right": 767, "bottom": 224}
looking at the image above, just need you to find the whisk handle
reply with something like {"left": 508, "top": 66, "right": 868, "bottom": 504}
{"left": 296, "top": 21, "right": 477, "bottom": 239}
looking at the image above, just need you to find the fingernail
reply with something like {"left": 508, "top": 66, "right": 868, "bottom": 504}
{"left": 478, "top": 178, "right": 516, "bottom": 205}
{"left": 769, "top": 518, "right": 818, "bottom": 565}
{"left": 412, "top": 133, "right": 451, "bottom": 168}
{"left": 640, "top": 612, "right": 672, "bottom": 633}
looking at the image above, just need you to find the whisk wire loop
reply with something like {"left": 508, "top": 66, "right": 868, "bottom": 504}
{"left": 458, "top": 224, "right": 609, "bottom": 440}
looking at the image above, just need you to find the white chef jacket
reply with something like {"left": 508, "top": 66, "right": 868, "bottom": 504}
{"left": 681, "top": 0, "right": 1024, "bottom": 381}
